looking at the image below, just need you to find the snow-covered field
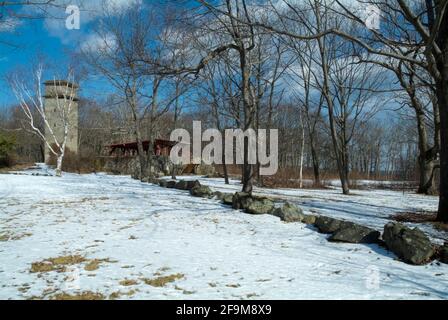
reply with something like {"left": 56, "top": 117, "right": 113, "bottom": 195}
{"left": 0, "top": 171, "right": 447, "bottom": 300}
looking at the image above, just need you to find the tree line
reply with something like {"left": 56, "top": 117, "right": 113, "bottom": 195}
{"left": 0, "top": 0, "right": 446, "bottom": 222}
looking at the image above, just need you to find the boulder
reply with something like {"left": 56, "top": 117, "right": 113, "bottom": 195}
{"left": 175, "top": 180, "right": 201, "bottom": 191}
{"left": 440, "top": 243, "right": 448, "bottom": 264}
{"left": 329, "top": 223, "right": 380, "bottom": 244}
{"left": 302, "top": 214, "right": 317, "bottom": 225}
{"left": 166, "top": 180, "right": 177, "bottom": 188}
{"left": 158, "top": 180, "right": 168, "bottom": 188}
{"left": 148, "top": 177, "right": 160, "bottom": 184}
{"left": 190, "top": 185, "right": 213, "bottom": 198}
{"left": 131, "top": 172, "right": 139, "bottom": 180}
{"left": 383, "top": 222, "right": 435, "bottom": 265}
{"left": 246, "top": 198, "right": 275, "bottom": 215}
{"left": 232, "top": 192, "right": 253, "bottom": 210}
{"left": 213, "top": 191, "right": 224, "bottom": 200}
{"left": 273, "top": 202, "right": 304, "bottom": 222}
{"left": 314, "top": 216, "right": 351, "bottom": 234}
{"left": 222, "top": 193, "right": 234, "bottom": 206}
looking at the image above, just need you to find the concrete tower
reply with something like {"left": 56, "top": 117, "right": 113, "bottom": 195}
{"left": 44, "top": 80, "right": 79, "bottom": 164}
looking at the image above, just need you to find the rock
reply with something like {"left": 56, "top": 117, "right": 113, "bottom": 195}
{"left": 131, "top": 172, "right": 139, "bottom": 180}
{"left": 314, "top": 216, "right": 350, "bottom": 234}
{"left": 232, "top": 192, "right": 253, "bottom": 210}
{"left": 190, "top": 185, "right": 213, "bottom": 198}
{"left": 222, "top": 193, "right": 234, "bottom": 206}
{"left": 214, "top": 191, "right": 233, "bottom": 201}
{"left": 329, "top": 223, "right": 380, "bottom": 244}
{"left": 175, "top": 180, "right": 201, "bottom": 191}
{"left": 166, "top": 180, "right": 177, "bottom": 188}
{"left": 246, "top": 198, "right": 275, "bottom": 215}
{"left": 148, "top": 177, "right": 160, "bottom": 184}
{"left": 158, "top": 180, "right": 168, "bottom": 188}
{"left": 174, "top": 180, "right": 188, "bottom": 190}
{"left": 213, "top": 191, "right": 224, "bottom": 200}
{"left": 302, "top": 214, "right": 317, "bottom": 225}
{"left": 214, "top": 192, "right": 233, "bottom": 204}
{"left": 141, "top": 177, "right": 149, "bottom": 183}
{"left": 383, "top": 222, "right": 435, "bottom": 265}
{"left": 440, "top": 243, "right": 448, "bottom": 264}
{"left": 273, "top": 202, "right": 304, "bottom": 222}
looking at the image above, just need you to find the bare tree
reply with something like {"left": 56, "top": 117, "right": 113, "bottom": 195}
{"left": 11, "top": 65, "right": 76, "bottom": 176}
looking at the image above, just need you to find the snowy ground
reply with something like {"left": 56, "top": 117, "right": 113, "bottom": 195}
{"left": 0, "top": 170, "right": 447, "bottom": 300}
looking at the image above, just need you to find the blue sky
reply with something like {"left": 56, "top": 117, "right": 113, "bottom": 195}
{"left": 0, "top": 2, "right": 95, "bottom": 108}
{"left": 0, "top": 19, "right": 66, "bottom": 107}
{"left": 0, "top": 0, "right": 191, "bottom": 109}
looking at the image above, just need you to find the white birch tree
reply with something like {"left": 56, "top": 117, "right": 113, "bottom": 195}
{"left": 11, "top": 65, "right": 76, "bottom": 177}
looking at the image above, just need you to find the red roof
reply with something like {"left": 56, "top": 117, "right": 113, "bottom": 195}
{"left": 107, "top": 139, "right": 177, "bottom": 154}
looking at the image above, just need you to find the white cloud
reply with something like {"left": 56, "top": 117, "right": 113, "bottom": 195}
{"left": 80, "top": 33, "right": 117, "bottom": 53}
{"left": 39, "top": 0, "right": 142, "bottom": 44}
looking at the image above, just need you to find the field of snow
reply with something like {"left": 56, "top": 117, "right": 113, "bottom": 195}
{"left": 0, "top": 170, "right": 447, "bottom": 300}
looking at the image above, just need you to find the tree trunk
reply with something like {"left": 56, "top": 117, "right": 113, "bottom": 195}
{"left": 240, "top": 50, "right": 255, "bottom": 194}
{"left": 55, "top": 154, "right": 63, "bottom": 177}
{"left": 310, "top": 140, "right": 321, "bottom": 187}
{"left": 299, "top": 114, "right": 305, "bottom": 188}
{"left": 315, "top": 22, "right": 349, "bottom": 195}
{"left": 437, "top": 79, "right": 448, "bottom": 222}
{"left": 222, "top": 133, "right": 229, "bottom": 184}
{"left": 435, "top": 9, "right": 448, "bottom": 222}
{"left": 341, "top": 144, "right": 350, "bottom": 195}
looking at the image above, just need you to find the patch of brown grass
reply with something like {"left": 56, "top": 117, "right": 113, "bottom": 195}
{"left": 31, "top": 255, "right": 113, "bottom": 273}
{"left": 109, "top": 290, "right": 137, "bottom": 300}
{"left": 50, "top": 291, "right": 105, "bottom": 300}
{"left": 48, "top": 255, "right": 86, "bottom": 265}
{"left": 0, "top": 234, "right": 9, "bottom": 241}
{"left": 84, "top": 258, "right": 112, "bottom": 271}
{"left": 0, "top": 163, "right": 34, "bottom": 173}
{"left": 433, "top": 222, "right": 448, "bottom": 232}
{"left": 142, "top": 273, "right": 184, "bottom": 287}
{"left": 119, "top": 279, "right": 138, "bottom": 286}
{"left": 31, "top": 255, "right": 86, "bottom": 273}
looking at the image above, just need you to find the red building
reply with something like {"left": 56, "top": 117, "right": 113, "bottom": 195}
{"left": 107, "top": 139, "right": 177, "bottom": 157}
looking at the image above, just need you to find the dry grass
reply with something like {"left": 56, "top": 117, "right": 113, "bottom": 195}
{"left": 84, "top": 258, "right": 112, "bottom": 271}
{"left": 48, "top": 255, "right": 86, "bottom": 265}
{"left": 0, "top": 163, "right": 34, "bottom": 173}
{"left": 31, "top": 255, "right": 87, "bottom": 273}
{"left": 119, "top": 279, "right": 138, "bottom": 286}
{"left": 142, "top": 273, "right": 184, "bottom": 287}
{"left": 31, "top": 255, "right": 113, "bottom": 273}
{"left": 109, "top": 290, "right": 137, "bottom": 300}
{"left": 50, "top": 291, "right": 105, "bottom": 300}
